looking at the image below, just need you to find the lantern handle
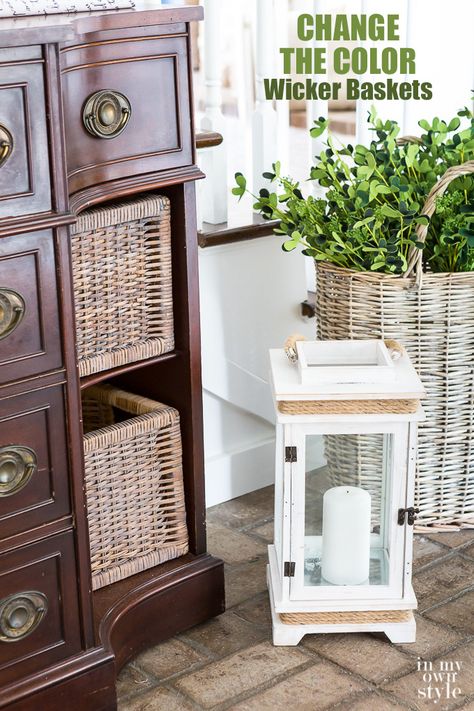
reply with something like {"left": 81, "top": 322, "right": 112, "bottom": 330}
{"left": 385, "top": 339, "right": 405, "bottom": 361}
{"left": 284, "top": 336, "right": 405, "bottom": 364}
{"left": 284, "top": 334, "right": 307, "bottom": 364}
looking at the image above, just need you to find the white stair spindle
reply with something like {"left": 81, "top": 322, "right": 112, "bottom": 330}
{"left": 275, "top": 0, "right": 289, "bottom": 174}
{"left": 200, "top": 0, "right": 227, "bottom": 225}
{"left": 253, "top": 0, "right": 278, "bottom": 197}
{"left": 356, "top": 0, "right": 408, "bottom": 144}
{"left": 307, "top": 0, "right": 328, "bottom": 183}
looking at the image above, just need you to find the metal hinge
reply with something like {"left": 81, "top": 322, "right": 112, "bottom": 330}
{"left": 284, "top": 561, "right": 296, "bottom": 577}
{"left": 285, "top": 446, "right": 297, "bottom": 463}
{"left": 398, "top": 507, "right": 419, "bottom": 526}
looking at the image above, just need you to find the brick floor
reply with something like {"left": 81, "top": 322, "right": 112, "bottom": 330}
{"left": 117, "top": 488, "right": 474, "bottom": 711}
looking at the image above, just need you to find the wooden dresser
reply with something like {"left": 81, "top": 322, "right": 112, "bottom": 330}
{"left": 0, "top": 5, "right": 225, "bottom": 710}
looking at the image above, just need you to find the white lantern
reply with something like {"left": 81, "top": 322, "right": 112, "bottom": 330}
{"left": 268, "top": 339, "right": 425, "bottom": 646}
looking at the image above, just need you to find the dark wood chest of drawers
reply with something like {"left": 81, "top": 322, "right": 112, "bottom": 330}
{"left": 0, "top": 6, "right": 224, "bottom": 710}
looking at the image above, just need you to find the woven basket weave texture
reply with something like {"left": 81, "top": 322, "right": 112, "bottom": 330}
{"left": 280, "top": 610, "right": 412, "bottom": 625}
{"left": 82, "top": 384, "right": 188, "bottom": 590}
{"left": 71, "top": 194, "right": 174, "bottom": 377}
{"left": 316, "top": 264, "right": 474, "bottom": 529}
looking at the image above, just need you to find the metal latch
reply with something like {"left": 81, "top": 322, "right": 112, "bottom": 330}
{"left": 284, "top": 561, "right": 296, "bottom": 577}
{"left": 398, "top": 507, "right": 419, "bottom": 526}
{"left": 285, "top": 446, "right": 297, "bottom": 463}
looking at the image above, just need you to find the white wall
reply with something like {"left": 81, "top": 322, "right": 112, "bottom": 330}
{"left": 199, "top": 236, "right": 315, "bottom": 506}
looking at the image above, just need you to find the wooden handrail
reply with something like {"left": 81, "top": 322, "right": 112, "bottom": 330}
{"left": 196, "top": 131, "right": 224, "bottom": 150}
{"left": 198, "top": 218, "right": 280, "bottom": 248}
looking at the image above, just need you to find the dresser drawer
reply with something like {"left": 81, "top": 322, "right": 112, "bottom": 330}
{"left": 0, "top": 532, "right": 81, "bottom": 684}
{"left": 61, "top": 33, "right": 193, "bottom": 194}
{"left": 0, "top": 230, "right": 62, "bottom": 383}
{"left": 0, "top": 385, "right": 71, "bottom": 539}
{"left": 0, "top": 48, "right": 52, "bottom": 219}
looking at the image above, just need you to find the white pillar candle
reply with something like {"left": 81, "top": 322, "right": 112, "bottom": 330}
{"left": 321, "top": 486, "right": 371, "bottom": 586}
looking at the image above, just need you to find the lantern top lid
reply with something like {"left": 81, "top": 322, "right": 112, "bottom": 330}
{"left": 270, "top": 339, "right": 425, "bottom": 406}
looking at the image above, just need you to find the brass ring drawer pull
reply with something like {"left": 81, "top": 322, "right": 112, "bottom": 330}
{"left": 0, "top": 288, "right": 26, "bottom": 340}
{"left": 83, "top": 90, "right": 131, "bottom": 139}
{"left": 0, "top": 592, "right": 47, "bottom": 642}
{"left": 0, "top": 446, "right": 37, "bottom": 497}
{"left": 0, "top": 124, "right": 13, "bottom": 167}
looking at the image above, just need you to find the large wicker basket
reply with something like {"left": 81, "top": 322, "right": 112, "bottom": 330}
{"left": 316, "top": 161, "right": 474, "bottom": 530}
{"left": 82, "top": 384, "right": 188, "bottom": 589}
{"left": 71, "top": 194, "right": 174, "bottom": 377}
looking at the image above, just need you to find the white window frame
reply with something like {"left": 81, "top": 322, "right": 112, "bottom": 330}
{"left": 288, "top": 421, "right": 409, "bottom": 602}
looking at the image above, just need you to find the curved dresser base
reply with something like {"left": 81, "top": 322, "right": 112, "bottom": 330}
{"left": 0, "top": 554, "right": 224, "bottom": 711}
{"left": 97, "top": 553, "right": 225, "bottom": 671}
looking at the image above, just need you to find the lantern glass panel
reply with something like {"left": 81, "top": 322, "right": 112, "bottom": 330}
{"left": 303, "top": 432, "right": 392, "bottom": 588}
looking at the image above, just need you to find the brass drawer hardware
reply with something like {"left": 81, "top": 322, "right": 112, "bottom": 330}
{"left": 0, "top": 446, "right": 37, "bottom": 497}
{"left": 0, "top": 288, "right": 26, "bottom": 340}
{"left": 0, "top": 124, "right": 13, "bottom": 167}
{"left": 0, "top": 592, "right": 47, "bottom": 642}
{"left": 82, "top": 90, "right": 131, "bottom": 139}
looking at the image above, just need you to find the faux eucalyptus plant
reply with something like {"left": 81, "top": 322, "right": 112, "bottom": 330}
{"left": 233, "top": 107, "right": 474, "bottom": 274}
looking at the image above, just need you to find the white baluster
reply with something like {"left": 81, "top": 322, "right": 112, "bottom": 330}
{"left": 200, "top": 0, "right": 227, "bottom": 225}
{"left": 307, "top": 0, "right": 328, "bottom": 180}
{"left": 253, "top": 0, "right": 278, "bottom": 197}
{"left": 356, "top": 0, "right": 408, "bottom": 144}
{"left": 275, "top": 0, "right": 289, "bottom": 174}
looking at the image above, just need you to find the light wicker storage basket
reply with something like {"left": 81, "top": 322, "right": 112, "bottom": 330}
{"left": 316, "top": 161, "right": 474, "bottom": 530}
{"left": 82, "top": 384, "right": 189, "bottom": 590}
{"left": 71, "top": 194, "right": 174, "bottom": 377}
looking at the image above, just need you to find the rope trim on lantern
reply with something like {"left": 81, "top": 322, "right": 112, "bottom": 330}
{"left": 278, "top": 398, "right": 419, "bottom": 415}
{"left": 279, "top": 610, "right": 413, "bottom": 625}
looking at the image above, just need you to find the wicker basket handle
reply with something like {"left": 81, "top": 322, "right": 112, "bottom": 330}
{"left": 84, "top": 384, "right": 171, "bottom": 416}
{"left": 396, "top": 136, "right": 424, "bottom": 147}
{"left": 404, "top": 160, "right": 474, "bottom": 279}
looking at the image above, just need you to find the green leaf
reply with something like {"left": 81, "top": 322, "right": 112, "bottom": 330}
{"left": 310, "top": 124, "right": 327, "bottom": 139}
{"left": 366, "top": 152, "right": 376, "bottom": 169}
{"left": 357, "top": 166, "right": 374, "bottom": 180}
{"left": 405, "top": 143, "right": 419, "bottom": 168}
{"left": 418, "top": 119, "right": 431, "bottom": 131}
{"left": 235, "top": 172, "right": 246, "bottom": 189}
{"left": 353, "top": 216, "right": 376, "bottom": 229}
{"left": 414, "top": 216, "right": 430, "bottom": 226}
{"left": 448, "top": 117, "right": 461, "bottom": 132}
{"left": 381, "top": 205, "right": 401, "bottom": 219}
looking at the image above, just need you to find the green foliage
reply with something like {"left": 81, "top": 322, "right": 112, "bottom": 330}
{"left": 233, "top": 106, "right": 474, "bottom": 275}
{"left": 427, "top": 186, "right": 474, "bottom": 271}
